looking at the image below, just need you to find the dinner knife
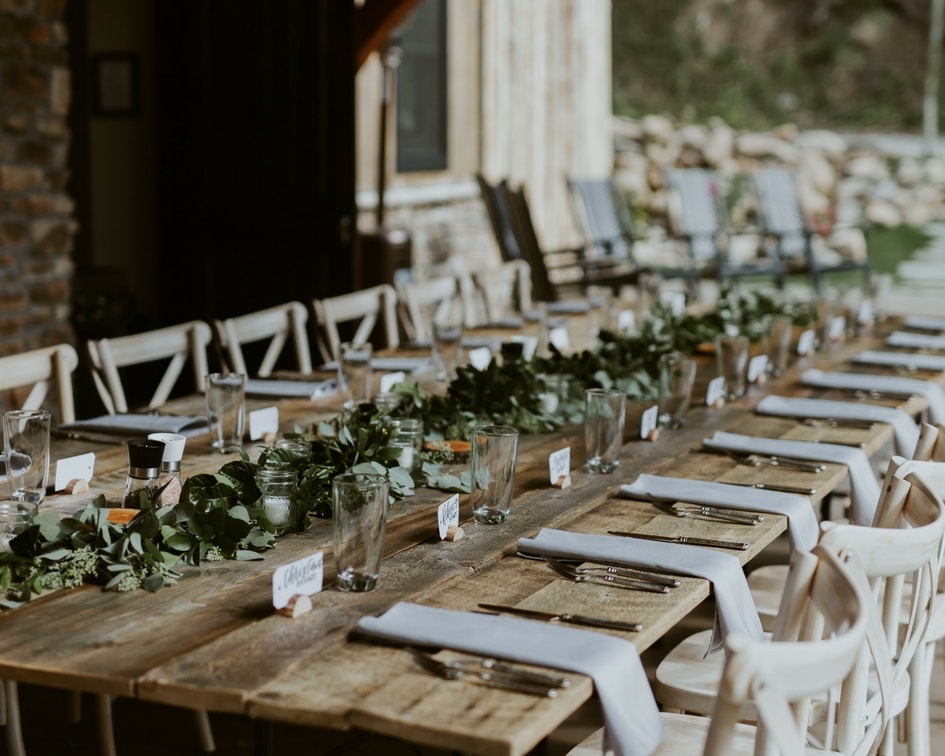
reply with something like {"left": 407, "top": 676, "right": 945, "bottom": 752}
{"left": 607, "top": 532, "right": 750, "bottom": 550}
{"left": 477, "top": 603, "right": 642, "bottom": 632}
{"left": 726, "top": 481, "right": 817, "bottom": 496}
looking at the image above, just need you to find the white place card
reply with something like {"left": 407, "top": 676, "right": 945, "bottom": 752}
{"left": 618, "top": 309, "right": 635, "bottom": 333}
{"left": 748, "top": 354, "right": 768, "bottom": 383}
{"left": 640, "top": 405, "right": 658, "bottom": 440}
{"left": 467, "top": 346, "right": 492, "bottom": 371}
{"left": 54, "top": 452, "right": 95, "bottom": 492}
{"left": 660, "top": 291, "right": 687, "bottom": 316}
{"left": 508, "top": 335, "right": 538, "bottom": 361}
{"left": 272, "top": 551, "right": 323, "bottom": 609}
{"left": 549, "top": 325, "right": 570, "bottom": 351}
{"left": 249, "top": 406, "right": 279, "bottom": 441}
{"left": 857, "top": 299, "right": 874, "bottom": 325}
{"left": 548, "top": 447, "right": 571, "bottom": 485}
{"left": 437, "top": 494, "right": 460, "bottom": 540}
{"left": 797, "top": 329, "right": 816, "bottom": 355}
{"left": 379, "top": 371, "right": 406, "bottom": 393}
{"left": 828, "top": 315, "right": 846, "bottom": 341}
{"left": 706, "top": 376, "right": 726, "bottom": 407}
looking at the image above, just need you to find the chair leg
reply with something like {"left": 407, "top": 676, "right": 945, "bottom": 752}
{"left": 95, "top": 693, "right": 117, "bottom": 756}
{"left": 66, "top": 689, "right": 82, "bottom": 723}
{"left": 905, "top": 640, "right": 934, "bottom": 756}
{"left": 5, "top": 681, "right": 26, "bottom": 756}
{"left": 193, "top": 710, "right": 216, "bottom": 753}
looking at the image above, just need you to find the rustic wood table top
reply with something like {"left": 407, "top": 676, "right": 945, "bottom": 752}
{"left": 0, "top": 314, "right": 933, "bottom": 756}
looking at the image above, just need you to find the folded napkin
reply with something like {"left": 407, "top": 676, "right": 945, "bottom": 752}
{"left": 619, "top": 473, "right": 819, "bottom": 551}
{"left": 488, "top": 316, "right": 525, "bottom": 329}
{"left": 58, "top": 413, "right": 209, "bottom": 438}
{"left": 852, "top": 349, "right": 945, "bottom": 373}
{"left": 517, "top": 528, "right": 765, "bottom": 655}
{"left": 244, "top": 378, "right": 338, "bottom": 399}
{"left": 755, "top": 394, "right": 919, "bottom": 458}
{"left": 801, "top": 367, "right": 945, "bottom": 424}
{"left": 356, "top": 601, "right": 662, "bottom": 756}
{"left": 321, "top": 357, "right": 434, "bottom": 373}
{"left": 704, "top": 430, "right": 880, "bottom": 526}
{"left": 904, "top": 315, "right": 945, "bottom": 332}
{"left": 886, "top": 331, "right": 945, "bottom": 351}
{"left": 548, "top": 300, "right": 591, "bottom": 315}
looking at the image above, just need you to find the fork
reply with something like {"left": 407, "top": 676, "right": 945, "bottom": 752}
{"left": 545, "top": 558, "right": 671, "bottom": 593}
{"left": 405, "top": 647, "right": 564, "bottom": 696}
{"left": 543, "top": 556, "right": 680, "bottom": 587}
{"left": 721, "top": 449, "right": 825, "bottom": 473}
{"left": 644, "top": 493, "right": 762, "bottom": 526}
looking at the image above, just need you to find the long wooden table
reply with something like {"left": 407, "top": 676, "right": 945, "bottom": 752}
{"left": 0, "top": 317, "right": 933, "bottom": 755}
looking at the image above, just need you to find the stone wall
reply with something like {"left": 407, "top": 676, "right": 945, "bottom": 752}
{"left": 0, "top": 0, "right": 76, "bottom": 357}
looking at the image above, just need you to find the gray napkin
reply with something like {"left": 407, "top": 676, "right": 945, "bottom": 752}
{"left": 619, "top": 473, "right": 819, "bottom": 551}
{"left": 704, "top": 430, "right": 880, "bottom": 526}
{"left": 852, "top": 349, "right": 945, "bottom": 373}
{"left": 886, "top": 331, "right": 945, "bottom": 351}
{"left": 244, "top": 378, "right": 338, "bottom": 399}
{"left": 801, "top": 367, "right": 945, "bottom": 424}
{"left": 755, "top": 394, "right": 919, "bottom": 457}
{"left": 517, "top": 528, "right": 764, "bottom": 655}
{"left": 903, "top": 316, "right": 945, "bottom": 332}
{"left": 356, "top": 601, "right": 663, "bottom": 756}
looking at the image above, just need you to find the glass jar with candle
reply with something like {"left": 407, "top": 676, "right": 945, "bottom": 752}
{"left": 387, "top": 418, "right": 423, "bottom": 473}
{"left": 255, "top": 465, "right": 299, "bottom": 535}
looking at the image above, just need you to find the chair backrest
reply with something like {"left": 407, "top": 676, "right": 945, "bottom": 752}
{"left": 753, "top": 167, "right": 809, "bottom": 259}
{"left": 806, "top": 456, "right": 945, "bottom": 755}
{"left": 477, "top": 174, "right": 522, "bottom": 262}
{"left": 470, "top": 260, "right": 533, "bottom": 325}
{"left": 504, "top": 183, "right": 566, "bottom": 303}
{"left": 665, "top": 168, "right": 725, "bottom": 262}
{"left": 312, "top": 283, "right": 399, "bottom": 364}
{"left": 213, "top": 301, "right": 313, "bottom": 378}
{"left": 396, "top": 275, "right": 458, "bottom": 343}
{"left": 565, "top": 177, "right": 634, "bottom": 260}
{"left": 86, "top": 321, "right": 213, "bottom": 414}
{"left": 0, "top": 344, "right": 79, "bottom": 424}
{"left": 702, "top": 545, "right": 870, "bottom": 756}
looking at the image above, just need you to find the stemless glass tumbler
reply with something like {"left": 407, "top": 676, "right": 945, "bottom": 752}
{"left": 584, "top": 388, "right": 626, "bottom": 473}
{"left": 332, "top": 472, "right": 389, "bottom": 592}
{"left": 469, "top": 425, "right": 519, "bottom": 524}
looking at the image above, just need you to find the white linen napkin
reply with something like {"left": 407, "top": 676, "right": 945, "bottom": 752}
{"left": 619, "top": 473, "right": 819, "bottom": 551}
{"left": 801, "top": 367, "right": 945, "bottom": 424}
{"left": 356, "top": 601, "right": 663, "bottom": 756}
{"left": 886, "top": 331, "right": 945, "bottom": 350}
{"left": 58, "top": 413, "right": 209, "bottom": 438}
{"left": 703, "top": 430, "right": 880, "bottom": 526}
{"left": 852, "top": 349, "right": 945, "bottom": 373}
{"left": 244, "top": 378, "right": 338, "bottom": 399}
{"left": 755, "top": 394, "right": 919, "bottom": 458}
{"left": 517, "top": 528, "right": 765, "bottom": 655}
{"left": 904, "top": 315, "right": 945, "bottom": 332}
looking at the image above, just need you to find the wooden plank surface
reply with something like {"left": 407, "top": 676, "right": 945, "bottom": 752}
{"left": 0, "top": 315, "right": 936, "bottom": 755}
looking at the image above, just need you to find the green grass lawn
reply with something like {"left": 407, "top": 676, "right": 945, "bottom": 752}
{"left": 867, "top": 224, "right": 935, "bottom": 275}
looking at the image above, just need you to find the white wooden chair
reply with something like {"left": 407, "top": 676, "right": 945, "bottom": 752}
{"left": 395, "top": 275, "right": 458, "bottom": 343}
{"left": 312, "top": 283, "right": 399, "bottom": 364}
{"left": 0, "top": 344, "right": 78, "bottom": 424}
{"left": 650, "top": 456, "right": 945, "bottom": 756}
{"left": 86, "top": 321, "right": 214, "bottom": 414}
{"left": 568, "top": 543, "right": 871, "bottom": 755}
{"left": 212, "top": 301, "right": 313, "bottom": 377}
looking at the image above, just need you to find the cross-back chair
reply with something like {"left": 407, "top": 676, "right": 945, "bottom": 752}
{"left": 568, "top": 543, "right": 871, "bottom": 756}
{"left": 312, "top": 283, "right": 399, "bottom": 364}
{"left": 395, "top": 275, "right": 458, "bottom": 343}
{"left": 212, "top": 301, "right": 313, "bottom": 377}
{"left": 0, "top": 344, "right": 78, "bottom": 424}
{"left": 651, "top": 455, "right": 945, "bottom": 756}
{"left": 666, "top": 167, "right": 785, "bottom": 291}
{"left": 753, "top": 166, "right": 872, "bottom": 295}
{"left": 86, "top": 321, "right": 213, "bottom": 414}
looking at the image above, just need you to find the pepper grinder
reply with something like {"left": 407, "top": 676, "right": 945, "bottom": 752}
{"left": 148, "top": 432, "right": 187, "bottom": 506}
{"left": 122, "top": 439, "right": 166, "bottom": 509}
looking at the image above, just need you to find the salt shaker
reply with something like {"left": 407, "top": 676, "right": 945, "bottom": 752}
{"left": 148, "top": 432, "right": 187, "bottom": 506}
{"left": 122, "top": 439, "right": 166, "bottom": 509}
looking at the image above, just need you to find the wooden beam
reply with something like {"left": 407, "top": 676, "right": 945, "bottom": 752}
{"left": 355, "top": 0, "right": 424, "bottom": 69}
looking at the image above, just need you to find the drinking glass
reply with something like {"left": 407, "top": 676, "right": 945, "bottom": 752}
{"left": 2, "top": 409, "right": 51, "bottom": 505}
{"left": 469, "top": 425, "right": 519, "bottom": 524}
{"left": 338, "top": 341, "right": 373, "bottom": 404}
{"left": 658, "top": 353, "right": 697, "bottom": 429}
{"left": 767, "top": 314, "right": 793, "bottom": 378}
{"left": 205, "top": 373, "right": 246, "bottom": 452}
{"left": 332, "top": 471, "right": 389, "bottom": 592}
{"left": 715, "top": 333, "right": 749, "bottom": 401}
{"left": 432, "top": 298, "right": 464, "bottom": 382}
{"left": 584, "top": 388, "right": 626, "bottom": 473}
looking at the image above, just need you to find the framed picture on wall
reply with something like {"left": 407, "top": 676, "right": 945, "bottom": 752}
{"left": 92, "top": 53, "right": 139, "bottom": 117}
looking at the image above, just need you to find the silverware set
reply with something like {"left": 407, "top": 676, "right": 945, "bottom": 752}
{"left": 801, "top": 417, "right": 877, "bottom": 430}
{"left": 718, "top": 448, "right": 826, "bottom": 473}
{"left": 644, "top": 492, "right": 762, "bottom": 525}
{"left": 543, "top": 556, "right": 673, "bottom": 593}
{"left": 405, "top": 646, "right": 570, "bottom": 697}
